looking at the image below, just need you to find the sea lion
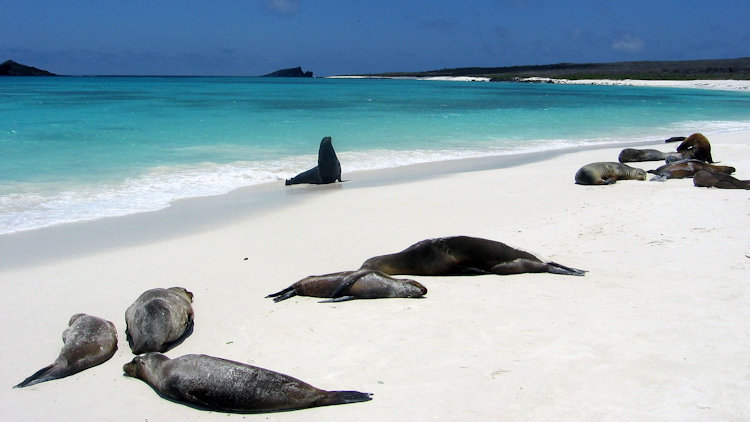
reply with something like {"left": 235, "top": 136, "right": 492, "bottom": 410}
{"left": 14, "top": 314, "right": 117, "bottom": 388}
{"left": 617, "top": 148, "right": 684, "bottom": 163}
{"left": 285, "top": 137, "right": 342, "bottom": 185}
{"left": 693, "top": 170, "right": 750, "bottom": 189}
{"left": 574, "top": 162, "right": 647, "bottom": 185}
{"left": 125, "top": 287, "right": 194, "bottom": 355}
{"left": 665, "top": 136, "right": 687, "bottom": 143}
{"left": 648, "top": 159, "right": 735, "bottom": 181}
{"left": 123, "top": 353, "right": 372, "bottom": 413}
{"left": 359, "top": 236, "right": 586, "bottom": 277}
{"left": 676, "top": 133, "right": 714, "bottom": 163}
{"left": 266, "top": 270, "right": 427, "bottom": 303}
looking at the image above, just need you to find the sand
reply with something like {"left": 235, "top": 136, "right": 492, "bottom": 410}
{"left": 514, "top": 77, "right": 750, "bottom": 92}
{"left": 331, "top": 75, "right": 750, "bottom": 92}
{"left": 1, "top": 130, "right": 749, "bottom": 421}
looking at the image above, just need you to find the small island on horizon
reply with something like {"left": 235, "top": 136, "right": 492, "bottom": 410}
{"left": 261, "top": 66, "right": 313, "bottom": 78}
{"left": 0, "top": 60, "right": 56, "bottom": 76}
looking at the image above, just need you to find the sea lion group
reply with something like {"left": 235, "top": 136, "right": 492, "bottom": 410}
{"left": 16, "top": 285, "right": 372, "bottom": 413}
{"left": 267, "top": 236, "right": 586, "bottom": 303}
{"left": 15, "top": 131, "right": 743, "bottom": 415}
{"left": 575, "top": 133, "right": 748, "bottom": 189}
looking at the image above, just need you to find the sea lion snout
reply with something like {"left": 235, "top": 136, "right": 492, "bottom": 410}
{"left": 408, "top": 280, "right": 428, "bottom": 296}
{"left": 123, "top": 357, "right": 142, "bottom": 376}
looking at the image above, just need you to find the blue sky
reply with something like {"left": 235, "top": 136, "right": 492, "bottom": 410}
{"left": 1, "top": 0, "right": 748, "bottom": 76}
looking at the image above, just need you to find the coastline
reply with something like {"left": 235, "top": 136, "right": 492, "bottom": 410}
{"left": 2, "top": 130, "right": 749, "bottom": 421}
{"left": 329, "top": 75, "right": 750, "bottom": 92}
{"left": 0, "top": 134, "right": 721, "bottom": 270}
{"left": 513, "top": 77, "right": 750, "bottom": 92}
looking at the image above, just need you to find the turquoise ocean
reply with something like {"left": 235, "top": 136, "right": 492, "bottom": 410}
{"left": 2, "top": 76, "right": 749, "bottom": 234}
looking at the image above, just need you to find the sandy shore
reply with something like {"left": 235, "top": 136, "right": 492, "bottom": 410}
{"left": 515, "top": 77, "right": 750, "bottom": 92}
{"left": 331, "top": 75, "right": 750, "bottom": 92}
{"left": 2, "top": 131, "right": 749, "bottom": 421}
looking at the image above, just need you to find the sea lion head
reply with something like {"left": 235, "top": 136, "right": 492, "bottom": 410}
{"left": 124, "top": 352, "right": 169, "bottom": 378}
{"left": 169, "top": 287, "right": 194, "bottom": 301}
{"left": 633, "top": 168, "right": 647, "bottom": 180}
{"left": 402, "top": 279, "right": 428, "bottom": 297}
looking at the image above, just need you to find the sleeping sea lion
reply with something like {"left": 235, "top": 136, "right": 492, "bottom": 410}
{"left": 676, "top": 133, "right": 714, "bottom": 163}
{"left": 618, "top": 148, "right": 684, "bottom": 163}
{"left": 648, "top": 159, "right": 735, "bottom": 181}
{"left": 574, "top": 162, "right": 647, "bottom": 185}
{"left": 123, "top": 353, "right": 372, "bottom": 413}
{"left": 15, "top": 314, "right": 117, "bottom": 388}
{"left": 125, "top": 287, "right": 194, "bottom": 355}
{"left": 665, "top": 136, "right": 687, "bottom": 143}
{"left": 359, "top": 236, "right": 586, "bottom": 277}
{"left": 266, "top": 270, "right": 427, "bottom": 302}
{"left": 285, "top": 137, "right": 342, "bottom": 185}
{"left": 693, "top": 170, "right": 750, "bottom": 189}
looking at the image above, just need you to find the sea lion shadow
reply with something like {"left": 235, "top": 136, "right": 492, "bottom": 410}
{"left": 317, "top": 295, "right": 428, "bottom": 304}
{"left": 283, "top": 182, "right": 344, "bottom": 196}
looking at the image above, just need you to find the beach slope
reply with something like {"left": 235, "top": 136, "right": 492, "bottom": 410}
{"left": 1, "top": 131, "right": 749, "bottom": 421}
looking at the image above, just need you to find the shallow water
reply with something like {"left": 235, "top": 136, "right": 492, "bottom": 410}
{"left": 1, "top": 76, "right": 749, "bottom": 233}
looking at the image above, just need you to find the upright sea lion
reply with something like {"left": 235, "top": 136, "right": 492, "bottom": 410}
{"left": 359, "top": 236, "right": 586, "bottom": 277}
{"left": 125, "top": 287, "right": 194, "bottom": 355}
{"left": 123, "top": 353, "right": 372, "bottom": 413}
{"left": 574, "top": 162, "right": 647, "bottom": 185}
{"left": 285, "top": 137, "right": 342, "bottom": 185}
{"left": 648, "top": 159, "right": 735, "bottom": 181}
{"left": 618, "top": 148, "right": 684, "bottom": 163}
{"left": 676, "top": 133, "right": 714, "bottom": 163}
{"left": 693, "top": 170, "right": 750, "bottom": 189}
{"left": 266, "top": 270, "right": 427, "bottom": 303}
{"left": 15, "top": 314, "right": 117, "bottom": 388}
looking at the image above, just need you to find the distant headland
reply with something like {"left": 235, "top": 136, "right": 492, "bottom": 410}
{"left": 356, "top": 57, "right": 750, "bottom": 81}
{"left": 262, "top": 66, "right": 313, "bottom": 78}
{"left": 0, "top": 60, "right": 56, "bottom": 76}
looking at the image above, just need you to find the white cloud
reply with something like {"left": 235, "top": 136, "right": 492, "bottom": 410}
{"left": 267, "top": 0, "right": 300, "bottom": 16}
{"left": 611, "top": 34, "right": 644, "bottom": 53}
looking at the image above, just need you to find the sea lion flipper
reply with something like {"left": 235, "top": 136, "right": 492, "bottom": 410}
{"left": 329, "top": 270, "right": 369, "bottom": 298}
{"left": 319, "top": 296, "right": 356, "bottom": 303}
{"left": 271, "top": 289, "right": 298, "bottom": 303}
{"left": 14, "top": 364, "right": 55, "bottom": 388}
{"left": 266, "top": 286, "right": 293, "bottom": 298}
{"left": 545, "top": 261, "right": 587, "bottom": 276}
{"left": 317, "top": 390, "right": 373, "bottom": 406}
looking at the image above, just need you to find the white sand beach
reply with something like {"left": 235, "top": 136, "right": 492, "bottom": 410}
{"left": 331, "top": 75, "right": 750, "bottom": 92}
{"left": 515, "top": 77, "right": 750, "bottom": 92}
{"left": 1, "top": 131, "right": 749, "bottom": 421}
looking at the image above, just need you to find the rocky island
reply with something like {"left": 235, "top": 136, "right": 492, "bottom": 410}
{"left": 262, "top": 66, "right": 313, "bottom": 77}
{"left": 0, "top": 60, "right": 56, "bottom": 76}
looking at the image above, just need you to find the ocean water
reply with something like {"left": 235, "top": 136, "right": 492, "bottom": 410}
{"left": 1, "top": 76, "right": 749, "bottom": 234}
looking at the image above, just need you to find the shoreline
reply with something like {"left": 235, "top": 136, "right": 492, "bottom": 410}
{"left": 329, "top": 75, "right": 750, "bottom": 91}
{"left": 0, "top": 134, "right": 719, "bottom": 270}
{"left": 513, "top": 77, "right": 750, "bottom": 92}
{"left": 2, "top": 130, "right": 749, "bottom": 421}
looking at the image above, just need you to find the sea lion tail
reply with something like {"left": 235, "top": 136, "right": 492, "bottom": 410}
{"left": 266, "top": 287, "right": 297, "bottom": 302}
{"left": 546, "top": 262, "right": 587, "bottom": 277}
{"left": 316, "top": 390, "right": 373, "bottom": 407}
{"left": 14, "top": 364, "right": 56, "bottom": 388}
